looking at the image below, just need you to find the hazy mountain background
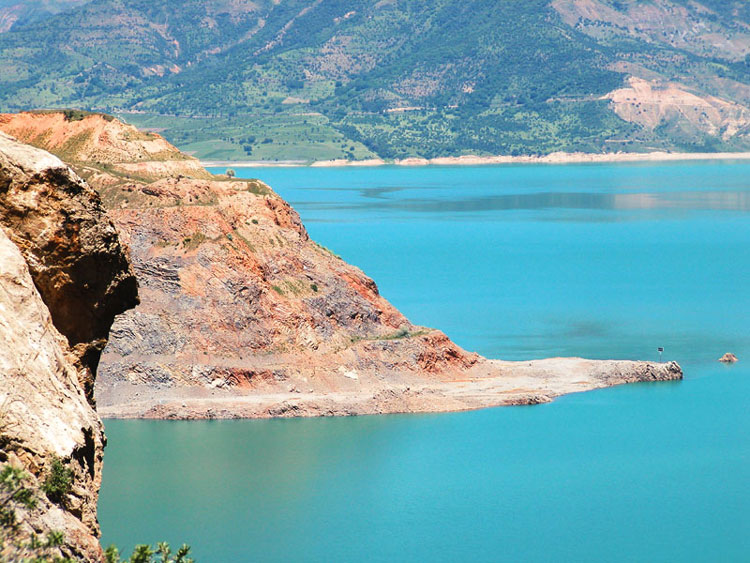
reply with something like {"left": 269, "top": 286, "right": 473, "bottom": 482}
{"left": 0, "top": 0, "right": 89, "bottom": 31}
{"left": 1, "top": 0, "right": 749, "bottom": 160}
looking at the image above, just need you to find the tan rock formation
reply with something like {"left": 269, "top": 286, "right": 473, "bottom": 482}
{"left": 604, "top": 77, "right": 750, "bottom": 139}
{"left": 551, "top": 0, "right": 750, "bottom": 62}
{"left": 0, "top": 111, "right": 210, "bottom": 183}
{"left": 0, "top": 130, "right": 139, "bottom": 401}
{"left": 0, "top": 112, "right": 683, "bottom": 420}
{"left": 718, "top": 352, "right": 738, "bottom": 363}
{"left": 0, "top": 132, "right": 138, "bottom": 560}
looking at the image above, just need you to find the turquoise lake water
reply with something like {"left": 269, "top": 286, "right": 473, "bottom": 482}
{"left": 100, "top": 162, "right": 750, "bottom": 561}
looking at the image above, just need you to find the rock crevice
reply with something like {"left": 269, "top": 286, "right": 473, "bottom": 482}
{"left": 0, "top": 132, "right": 138, "bottom": 560}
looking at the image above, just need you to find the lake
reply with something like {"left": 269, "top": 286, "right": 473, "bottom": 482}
{"left": 99, "top": 161, "right": 750, "bottom": 561}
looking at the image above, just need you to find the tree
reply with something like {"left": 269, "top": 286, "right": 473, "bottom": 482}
{"left": 0, "top": 465, "right": 36, "bottom": 530}
{"left": 1, "top": 463, "right": 195, "bottom": 562}
{"left": 104, "top": 542, "right": 194, "bottom": 563}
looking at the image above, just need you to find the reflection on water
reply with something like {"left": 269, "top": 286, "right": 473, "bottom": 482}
{"left": 295, "top": 189, "right": 750, "bottom": 214}
{"left": 221, "top": 160, "right": 750, "bottom": 221}
{"left": 614, "top": 190, "right": 750, "bottom": 211}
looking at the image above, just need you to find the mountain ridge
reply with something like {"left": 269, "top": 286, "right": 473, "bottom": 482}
{"left": 0, "top": 0, "right": 749, "bottom": 160}
{"left": 0, "top": 0, "right": 89, "bottom": 32}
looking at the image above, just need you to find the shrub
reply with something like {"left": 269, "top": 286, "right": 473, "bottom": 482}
{"left": 41, "top": 457, "right": 73, "bottom": 506}
{"left": 0, "top": 463, "right": 72, "bottom": 561}
{"left": 0, "top": 465, "right": 36, "bottom": 529}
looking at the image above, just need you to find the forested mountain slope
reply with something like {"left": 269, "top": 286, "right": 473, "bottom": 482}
{"left": 1, "top": 0, "right": 749, "bottom": 160}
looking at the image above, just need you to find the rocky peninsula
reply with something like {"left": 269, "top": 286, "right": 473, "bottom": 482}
{"left": 0, "top": 111, "right": 682, "bottom": 422}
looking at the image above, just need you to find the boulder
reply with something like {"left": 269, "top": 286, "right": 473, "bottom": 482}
{"left": 718, "top": 353, "right": 738, "bottom": 363}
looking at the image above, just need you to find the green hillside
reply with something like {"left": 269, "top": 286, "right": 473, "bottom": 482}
{"left": 1, "top": 0, "right": 749, "bottom": 160}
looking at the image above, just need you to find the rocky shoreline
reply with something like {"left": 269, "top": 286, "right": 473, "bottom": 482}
{"left": 201, "top": 151, "right": 750, "bottom": 168}
{"left": 98, "top": 359, "right": 682, "bottom": 419}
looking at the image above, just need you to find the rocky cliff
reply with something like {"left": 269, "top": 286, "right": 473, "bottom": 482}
{"left": 0, "top": 111, "right": 683, "bottom": 420}
{"left": 0, "top": 131, "right": 138, "bottom": 560}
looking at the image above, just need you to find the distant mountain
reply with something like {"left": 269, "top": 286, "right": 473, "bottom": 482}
{"left": 0, "top": 0, "right": 90, "bottom": 32}
{"left": 1, "top": 0, "right": 749, "bottom": 160}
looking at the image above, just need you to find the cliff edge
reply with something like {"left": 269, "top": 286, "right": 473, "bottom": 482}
{"left": 0, "top": 112, "right": 682, "bottom": 420}
{"left": 0, "top": 131, "right": 138, "bottom": 560}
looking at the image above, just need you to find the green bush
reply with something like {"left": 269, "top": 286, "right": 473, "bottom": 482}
{"left": 41, "top": 457, "right": 73, "bottom": 506}
{"left": 0, "top": 464, "right": 36, "bottom": 529}
{"left": 1, "top": 463, "right": 72, "bottom": 562}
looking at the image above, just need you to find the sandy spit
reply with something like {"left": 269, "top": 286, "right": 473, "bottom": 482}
{"left": 98, "top": 358, "right": 682, "bottom": 420}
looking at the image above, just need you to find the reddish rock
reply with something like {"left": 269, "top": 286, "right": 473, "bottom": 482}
{"left": 0, "top": 112, "right": 683, "bottom": 420}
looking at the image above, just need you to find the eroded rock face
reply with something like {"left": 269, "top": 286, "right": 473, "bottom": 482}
{"left": 0, "top": 133, "right": 138, "bottom": 560}
{"left": 97, "top": 175, "right": 477, "bottom": 398}
{"left": 604, "top": 77, "right": 750, "bottom": 140}
{"left": 0, "top": 114, "right": 480, "bottom": 407}
{"left": 0, "top": 131, "right": 139, "bottom": 400}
